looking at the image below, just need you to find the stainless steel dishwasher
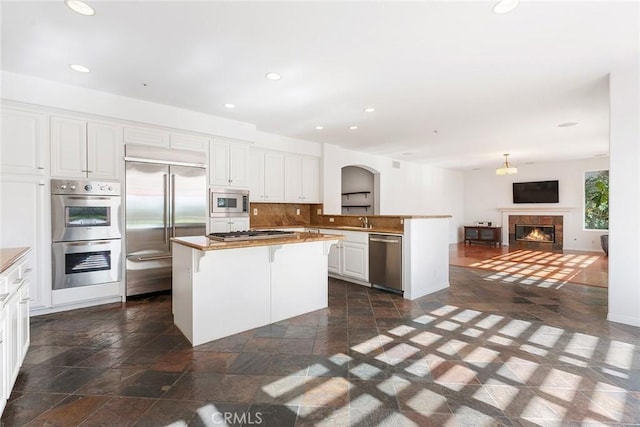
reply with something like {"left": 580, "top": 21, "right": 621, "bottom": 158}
{"left": 369, "top": 234, "right": 403, "bottom": 293}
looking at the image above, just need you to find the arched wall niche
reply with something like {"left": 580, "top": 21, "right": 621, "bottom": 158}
{"left": 341, "top": 165, "right": 380, "bottom": 215}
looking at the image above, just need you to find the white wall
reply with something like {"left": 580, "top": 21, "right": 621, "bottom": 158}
{"left": 1, "top": 71, "right": 322, "bottom": 157}
{"left": 608, "top": 63, "right": 640, "bottom": 327}
{"left": 323, "top": 143, "right": 464, "bottom": 243}
{"left": 463, "top": 157, "right": 609, "bottom": 252}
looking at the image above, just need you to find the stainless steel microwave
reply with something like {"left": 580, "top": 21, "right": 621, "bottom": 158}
{"left": 210, "top": 187, "right": 249, "bottom": 217}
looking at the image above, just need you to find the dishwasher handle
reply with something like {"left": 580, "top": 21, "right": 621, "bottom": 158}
{"left": 370, "top": 237, "right": 401, "bottom": 244}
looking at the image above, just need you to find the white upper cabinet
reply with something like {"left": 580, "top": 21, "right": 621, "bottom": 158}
{"left": 209, "top": 139, "right": 249, "bottom": 188}
{"left": 87, "top": 122, "right": 123, "bottom": 180}
{"left": 123, "top": 126, "right": 169, "bottom": 147}
{"left": 0, "top": 107, "right": 48, "bottom": 176}
{"left": 50, "top": 117, "right": 86, "bottom": 178}
{"left": 170, "top": 132, "right": 209, "bottom": 153}
{"left": 249, "top": 149, "right": 285, "bottom": 202}
{"left": 284, "top": 154, "right": 320, "bottom": 203}
{"left": 51, "top": 117, "right": 122, "bottom": 179}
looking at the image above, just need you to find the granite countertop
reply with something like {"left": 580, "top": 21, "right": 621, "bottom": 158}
{"left": 252, "top": 225, "right": 403, "bottom": 234}
{"left": 172, "top": 232, "right": 343, "bottom": 251}
{"left": 0, "top": 247, "right": 31, "bottom": 274}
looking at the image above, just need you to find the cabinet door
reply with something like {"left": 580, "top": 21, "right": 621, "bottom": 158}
{"left": 301, "top": 156, "right": 320, "bottom": 203}
{"left": 479, "top": 228, "right": 495, "bottom": 241}
{"left": 284, "top": 154, "right": 303, "bottom": 202}
{"left": 210, "top": 141, "right": 231, "bottom": 187}
{"left": 123, "top": 126, "right": 169, "bottom": 147}
{"left": 327, "top": 242, "right": 341, "bottom": 274}
{"left": 464, "top": 228, "right": 479, "bottom": 240}
{"left": 0, "top": 310, "right": 5, "bottom": 415}
{"left": 170, "top": 132, "right": 209, "bottom": 153}
{"left": 1, "top": 107, "right": 47, "bottom": 175}
{"left": 230, "top": 218, "right": 250, "bottom": 232}
{"left": 263, "top": 151, "right": 284, "bottom": 201}
{"left": 87, "top": 122, "right": 122, "bottom": 180}
{"left": 229, "top": 143, "right": 249, "bottom": 188}
{"left": 249, "top": 150, "right": 265, "bottom": 201}
{"left": 0, "top": 177, "right": 50, "bottom": 310}
{"left": 50, "top": 117, "right": 87, "bottom": 178}
{"left": 18, "top": 283, "right": 29, "bottom": 361}
{"left": 4, "top": 292, "right": 20, "bottom": 389}
{"left": 210, "top": 218, "right": 231, "bottom": 233}
{"left": 341, "top": 241, "right": 369, "bottom": 282}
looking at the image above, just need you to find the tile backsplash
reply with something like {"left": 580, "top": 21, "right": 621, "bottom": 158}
{"left": 249, "top": 203, "right": 312, "bottom": 228}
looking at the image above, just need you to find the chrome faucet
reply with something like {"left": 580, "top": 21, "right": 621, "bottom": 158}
{"left": 359, "top": 216, "right": 369, "bottom": 228}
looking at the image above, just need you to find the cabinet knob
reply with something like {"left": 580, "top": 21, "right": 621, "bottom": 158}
{"left": 37, "top": 167, "right": 45, "bottom": 170}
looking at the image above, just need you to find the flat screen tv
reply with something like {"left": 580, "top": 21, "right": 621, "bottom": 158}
{"left": 513, "top": 180, "right": 559, "bottom": 204}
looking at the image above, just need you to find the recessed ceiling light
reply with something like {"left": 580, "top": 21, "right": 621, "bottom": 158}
{"left": 558, "top": 122, "right": 578, "bottom": 127}
{"left": 265, "top": 72, "right": 281, "bottom": 81}
{"left": 315, "top": 126, "right": 324, "bottom": 130}
{"left": 493, "top": 0, "right": 519, "bottom": 14}
{"left": 349, "top": 126, "right": 358, "bottom": 130}
{"left": 69, "top": 64, "right": 90, "bottom": 73}
{"left": 224, "top": 103, "right": 236, "bottom": 109}
{"left": 65, "top": 0, "right": 95, "bottom": 16}
{"left": 364, "top": 107, "right": 375, "bottom": 113}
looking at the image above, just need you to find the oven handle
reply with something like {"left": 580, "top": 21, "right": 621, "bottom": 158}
{"left": 129, "top": 254, "right": 172, "bottom": 262}
{"left": 66, "top": 196, "right": 116, "bottom": 201}
{"left": 65, "top": 240, "right": 114, "bottom": 247}
{"left": 163, "top": 174, "right": 169, "bottom": 244}
{"left": 171, "top": 174, "right": 176, "bottom": 238}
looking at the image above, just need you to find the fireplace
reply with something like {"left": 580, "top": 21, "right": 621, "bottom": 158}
{"left": 508, "top": 215, "right": 563, "bottom": 250}
{"left": 515, "top": 225, "right": 555, "bottom": 243}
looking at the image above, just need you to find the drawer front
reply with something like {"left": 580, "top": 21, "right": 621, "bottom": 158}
{"left": 17, "top": 255, "right": 33, "bottom": 280}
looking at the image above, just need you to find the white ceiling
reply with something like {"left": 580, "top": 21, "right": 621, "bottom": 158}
{"left": 2, "top": 1, "right": 638, "bottom": 170}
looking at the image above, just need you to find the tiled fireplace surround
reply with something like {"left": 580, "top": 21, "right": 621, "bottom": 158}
{"left": 508, "top": 214, "right": 564, "bottom": 250}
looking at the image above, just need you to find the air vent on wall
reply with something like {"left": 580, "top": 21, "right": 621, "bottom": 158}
{"left": 392, "top": 161, "right": 400, "bottom": 169}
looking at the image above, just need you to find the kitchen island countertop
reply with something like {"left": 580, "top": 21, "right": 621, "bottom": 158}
{"left": 0, "top": 247, "right": 31, "bottom": 274}
{"left": 171, "top": 232, "right": 343, "bottom": 251}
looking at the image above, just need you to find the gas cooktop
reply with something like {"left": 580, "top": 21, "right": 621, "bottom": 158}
{"left": 208, "top": 230, "right": 297, "bottom": 242}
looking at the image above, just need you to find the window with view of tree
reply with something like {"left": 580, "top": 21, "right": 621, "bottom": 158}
{"left": 584, "top": 170, "right": 609, "bottom": 230}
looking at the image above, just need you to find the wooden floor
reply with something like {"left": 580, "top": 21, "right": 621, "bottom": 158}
{"left": 449, "top": 242, "right": 608, "bottom": 288}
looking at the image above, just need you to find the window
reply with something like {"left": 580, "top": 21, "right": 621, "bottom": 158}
{"left": 584, "top": 170, "right": 609, "bottom": 230}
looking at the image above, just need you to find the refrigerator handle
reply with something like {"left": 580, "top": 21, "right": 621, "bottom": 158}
{"left": 163, "top": 173, "right": 169, "bottom": 244}
{"left": 171, "top": 173, "right": 176, "bottom": 238}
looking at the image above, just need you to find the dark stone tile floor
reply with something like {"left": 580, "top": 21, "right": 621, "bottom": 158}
{"left": 3, "top": 266, "right": 640, "bottom": 426}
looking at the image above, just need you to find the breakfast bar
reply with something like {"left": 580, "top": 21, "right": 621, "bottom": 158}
{"left": 171, "top": 232, "right": 341, "bottom": 346}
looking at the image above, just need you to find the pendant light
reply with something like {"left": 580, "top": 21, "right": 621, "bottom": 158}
{"left": 496, "top": 153, "right": 518, "bottom": 175}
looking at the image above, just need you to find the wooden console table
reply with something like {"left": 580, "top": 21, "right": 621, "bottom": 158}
{"left": 464, "top": 226, "right": 502, "bottom": 247}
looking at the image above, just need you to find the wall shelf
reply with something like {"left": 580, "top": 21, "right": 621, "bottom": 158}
{"left": 342, "top": 191, "right": 370, "bottom": 200}
{"left": 343, "top": 205, "right": 371, "bottom": 212}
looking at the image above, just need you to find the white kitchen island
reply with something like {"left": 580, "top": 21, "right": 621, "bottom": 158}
{"left": 171, "top": 232, "right": 341, "bottom": 346}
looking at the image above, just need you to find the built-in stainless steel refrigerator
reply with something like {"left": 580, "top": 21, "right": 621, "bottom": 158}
{"left": 125, "top": 144, "right": 207, "bottom": 296}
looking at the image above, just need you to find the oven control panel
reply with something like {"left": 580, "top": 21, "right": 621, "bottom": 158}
{"left": 51, "top": 179, "right": 121, "bottom": 196}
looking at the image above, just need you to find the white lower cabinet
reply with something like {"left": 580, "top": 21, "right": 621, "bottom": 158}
{"left": 341, "top": 241, "right": 368, "bottom": 281}
{"left": 0, "top": 249, "right": 31, "bottom": 415}
{"left": 321, "top": 229, "right": 369, "bottom": 284}
{"left": 327, "top": 243, "right": 341, "bottom": 275}
{"left": 209, "top": 217, "right": 250, "bottom": 233}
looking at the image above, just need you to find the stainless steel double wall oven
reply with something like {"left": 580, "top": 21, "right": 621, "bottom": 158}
{"left": 51, "top": 179, "right": 122, "bottom": 290}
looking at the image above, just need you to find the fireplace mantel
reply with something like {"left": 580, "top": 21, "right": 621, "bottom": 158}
{"left": 497, "top": 207, "right": 576, "bottom": 212}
